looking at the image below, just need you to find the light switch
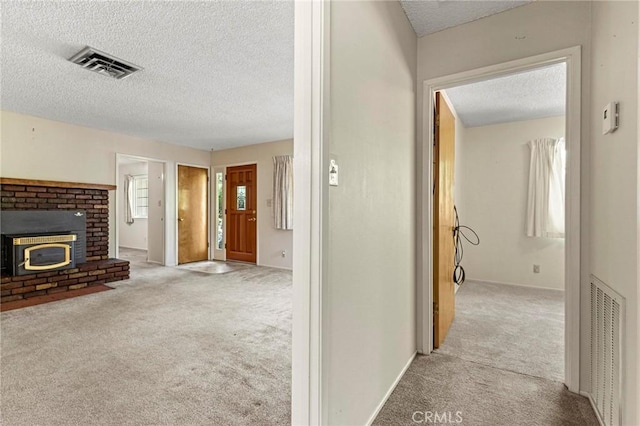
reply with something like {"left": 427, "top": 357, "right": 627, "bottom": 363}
{"left": 602, "top": 102, "right": 619, "bottom": 135}
{"left": 329, "top": 159, "right": 339, "bottom": 186}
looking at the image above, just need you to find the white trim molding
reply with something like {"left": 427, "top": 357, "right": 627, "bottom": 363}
{"left": 366, "top": 352, "right": 417, "bottom": 426}
{"left": 114, "top": 153, "right": 168, "bottom": 263}
{"left": 292, "top": 0, "right": 330, "bottom": 425}
{"left": 417, "top": 46, "right": 582, "bottom": 393}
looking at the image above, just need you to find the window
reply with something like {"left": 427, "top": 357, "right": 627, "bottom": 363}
{"left": 132, "top": 175, "right": 148, "bottom": 219}
{"left": 216, "top": 172, "right": 224, "bottom": 250}
{"left": 236, "top": 185, "right": 247, "bottom": 210}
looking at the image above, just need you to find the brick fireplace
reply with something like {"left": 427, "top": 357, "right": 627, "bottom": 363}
{"left": 1, "top": 178, "right": 130, "bottom": 304}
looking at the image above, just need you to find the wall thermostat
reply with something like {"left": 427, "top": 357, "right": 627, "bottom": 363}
{"left": 602, "top": 102, "right": 619, "bottom": 135}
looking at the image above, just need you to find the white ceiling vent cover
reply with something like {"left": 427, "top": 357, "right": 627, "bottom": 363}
{"left": 589, "top": 275, "right": 624, "bottom": 426}
{"left": 69, "top": 47, "right": 142, "bottom": 79}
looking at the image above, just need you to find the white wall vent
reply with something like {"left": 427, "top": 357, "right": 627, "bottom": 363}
{"left": 589, "top": 275, "right": 624, "bottom": 426}
{"left": 69, "top": 47, "right": 142, "bottom": 80}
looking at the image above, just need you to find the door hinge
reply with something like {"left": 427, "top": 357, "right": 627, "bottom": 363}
{"left": 225, "top": 174, "right": 227, "bottom": 180}
{"left": 433, "top": 301, "right": 439, "bottom": 317}
{"left": 224, "top": 243, "right": 227, "bottom": 249}
{"left": 224, "top": 208, "right": 227, "bottom": 214}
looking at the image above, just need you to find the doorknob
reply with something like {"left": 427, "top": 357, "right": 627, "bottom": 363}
{"left": 178, "top": 217, "right": 185, "bottom": 222}
{"left": 248, "top": 217, "right": 256, "bottom": 222}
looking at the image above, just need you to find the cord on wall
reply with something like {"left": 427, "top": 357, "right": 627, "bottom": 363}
{"left": 452, "top": 206, "right": 479, "bottom": 285}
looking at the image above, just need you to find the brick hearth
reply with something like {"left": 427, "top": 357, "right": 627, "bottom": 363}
{"left": 0, "top": 178, "right": 130, "bottom": 304}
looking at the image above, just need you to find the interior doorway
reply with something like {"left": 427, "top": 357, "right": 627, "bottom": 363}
{"left": 434, "top": 69, "right": 567, "bottom": 381}
{"left": 177, "top": 164, "right": 209, "bottom": 265}
{"left": 419, "top": 47, "right": 582, "bottom": 392}
{"left": 116, "top": 155, "right": 166, "bottom": 266}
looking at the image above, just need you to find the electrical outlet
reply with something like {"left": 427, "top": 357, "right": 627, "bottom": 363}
{"left": 533, "top": 265, "right": 540, "bottom": 273}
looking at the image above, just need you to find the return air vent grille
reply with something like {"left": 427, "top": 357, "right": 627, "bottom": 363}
{"left": 69, "top": 47, "right": 142, "bottom": 79}
{"left": 590, "top": 275, "right": 624, "bottom": 426}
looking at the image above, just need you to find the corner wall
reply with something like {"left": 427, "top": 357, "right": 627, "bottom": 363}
{"left": 0, "top": 110, "right": 211, "bottom": 265}
{"left": 589, "top": 2, "right": 639, "bottom": 424}
{"left": 457, "top": 116, "right": 566, "bottom": 290}
{"left": 211, "top": 139, "right": 293, "bottom": 269}
{"left": 326, "top": 1, "right": 417, "bottom": 424}
{"left": 417, "top": 1, "right": 639, "bottom": 423}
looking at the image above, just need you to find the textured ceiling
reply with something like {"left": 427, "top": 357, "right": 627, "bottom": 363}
{"left": 443, "top": 63, "right": 566, "bottom": 128}
{"left": 0, "top": 1, "right": 294, "bottom": 151}
{"left": 400, "top": 0, "right": 532, "bottom": 37}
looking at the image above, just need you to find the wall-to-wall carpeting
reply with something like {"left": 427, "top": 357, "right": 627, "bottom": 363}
{"left": 437, "top": 280, "right": 564, "bottom": 382}
{"left": 1, "top": 259, "right": 291, "bottom": 425}
{"left": 373, "top": 281, "right": 598, "bottom": 425}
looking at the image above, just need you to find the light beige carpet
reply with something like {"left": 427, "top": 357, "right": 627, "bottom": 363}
{"left": 373, "top": 281, "right": 597, "bottom": 425}
{"left": 1, "top": 260, "right": 292, "bottom": 425}
{"left": 372, "top": 353, "right": 598, "bottom": 426}
{"left": 437, "top": 280, "right": 564, "bottom": 382}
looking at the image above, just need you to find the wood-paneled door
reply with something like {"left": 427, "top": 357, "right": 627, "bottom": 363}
{"left": 433, "top": 92, "right": 456, "bottom": 348}
{"left": 177, "top": 165, "right": 209, "bottom": 264}
{"left": 226, "top": 164, "right": 257, "bottom": 263}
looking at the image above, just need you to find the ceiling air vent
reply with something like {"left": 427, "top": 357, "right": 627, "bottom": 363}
{"left": 69, "top": 46, "right": 142, "bottom": 80}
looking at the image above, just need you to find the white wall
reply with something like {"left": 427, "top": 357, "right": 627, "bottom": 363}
{"left": 211, "top": 139, "right": 293, "bottom": 269}
{"left": 0, "top": 110, "right": 211, "bottom": 265}
{"left": 118, "top": 161, "right": 148, "bottom": 250}
{"left": 147, "top": 161, "right": 165, "bottom": 264}
{"left": 416, "top": 0, "right": 592, "bottom": 367}
{"left": 417, "top": 1, "right": 639, "bottom": 423}
{"left": 589, "top": 2, "right": 639, "bottom": 424}
{"left": 454, "top": 116, "right": 565, "bottom": 290}
{"left": 326, "top": 1, "right": 417, "bottom": 424}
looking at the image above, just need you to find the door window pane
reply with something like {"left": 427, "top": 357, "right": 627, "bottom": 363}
{"left": 237, "top": 186, "right": 246, "bottom": 210}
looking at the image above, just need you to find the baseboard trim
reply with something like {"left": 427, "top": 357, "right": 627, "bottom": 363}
{"left": 366, "top": 351, "right": 417, "bottom": 426}
{"left": 118, "top": 245, "right": 147, "bottom": 251}
{"left": 579, "top": 391, "right": 604, "bottom": 426}
{"left": 258, "top": 263, "right": 293, "bottom": 271}
{"left": 467, "top": 278, "right": 564, "bottom": 292}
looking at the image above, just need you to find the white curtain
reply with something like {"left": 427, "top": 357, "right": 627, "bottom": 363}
{"left": 124, "top": 174, "right": 135, "bottom": 225}
{"left": 273, "top": 155, "right": 293, "bottom": 230}
{"left": 526, "top": 137, "right": 565, "bottom": 238}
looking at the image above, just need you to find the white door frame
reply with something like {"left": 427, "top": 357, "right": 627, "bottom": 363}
{"left": 114, "top": 153, "right": 167, "bottom": 263}
{"left": 417, "top": 46, "right": 582, "bottom": 393}
{"left": 175, "top": 162, "right": 211, "bottom": 263}
{"left": 292, "top": 0, "right": 330, "bottom": 424}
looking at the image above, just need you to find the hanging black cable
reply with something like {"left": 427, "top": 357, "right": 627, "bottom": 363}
{"left": 452, "top": 205, "right": 479, "bottom": 286}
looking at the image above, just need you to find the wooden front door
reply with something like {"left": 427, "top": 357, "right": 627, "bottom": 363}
{"left": 433, "top": 92, "right": 456, "bottom": 348}
{"left": 177, "top": 165, "right": 209, "bottom": 264}
{"left": 226, "top": 164, "right": 257, "bottom": 263}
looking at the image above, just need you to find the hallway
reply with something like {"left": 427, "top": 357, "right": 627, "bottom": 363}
{"left": 373, "top": 282, "right": 597, "bottom": 425}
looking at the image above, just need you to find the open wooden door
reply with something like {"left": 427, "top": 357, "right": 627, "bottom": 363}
{"left": 433, "top": 92, "right": 456, "bottom": 348}
{"left": 226, "top": 164, "right": 257, "bottom": 263}
{"left": 177, "top": 165, "right": 209, "bottom": 264}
